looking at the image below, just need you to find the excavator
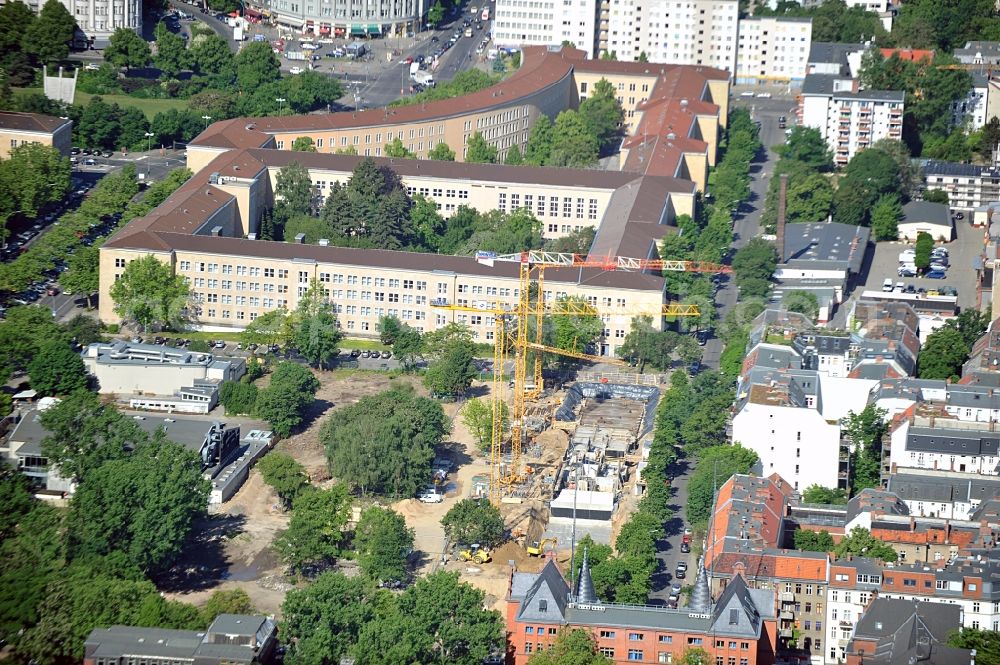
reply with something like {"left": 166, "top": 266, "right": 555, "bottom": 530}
{"left": 526, "top": 538, "right": 557, "bottom": 557}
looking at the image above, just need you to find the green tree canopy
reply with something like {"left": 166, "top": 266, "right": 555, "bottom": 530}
{"left": 441, "top": 498, "right": 505, "bottom": 547}
{"left": 234, "top": 40, "right": 281, "bottom": 90}
{"left": 428, "top": 142, "right": 456, "bottom": 161}
{"left": 579, "top": 78, "right": 624, "bottom": 153}
{"left": 528, "top": 628, "right": 612, "bottom": 665}
{"left": 732, "top": 237, "right": 777, "bottom": 297}
{"left": 154, "top": 21, "right": 189, "bottom": 78}
{"left": 466, "top": 132, "right": 498, "bottom": 163}
{"left": 293, "top": 280, "right": 343, "bottom": 369}
{"left": 686, "top": 444, "right": 759, "bottom": 526}
{"left": 28, "top": 338, "right": 88, "bottom": 396}
{"left": 775, "top": 126, "right": 832, "bottom": 171}
{"left": 548, "top": 109, "right": 600, "bottom": 167}
{"left": 23, "top": 0, "right": 76, "bottom": 66}
{"left": 321, "top": 385, "right": 446, "bottom": 497}
{"left": 274, "top": 484, "right": 352, "bottom": 572}
{"left": 254, "top": 361, "right": 319, "bottom": 437}
{"left": 802, "top": 485, "right": 848, "bottom": 505}
{"left": 793, "top": 529, "right": 836, "bottom": 552}
{"left": 291, "top": 136, "right": 317, "bottom": 152}
{"left": 424, "top": 339, "right": 477, "bottom": 395}
{"left": 109, "top": 255, "right": 191, "bottom": 332}
{"left": 104, "top": 28, "right": 151, "bottom": 70}
{"left": 834, "top": 526, "right": 898, "bottom": 561}
{"left": 871, "top": 194, "right": 903, "bottom": 241}
{"left": 256, "top": 451, "right": 309, "bottom": 508}
{"left": 354, "top": 506, "right": 414, "bottom": 583}
{"left": 525, "top": 114, "right": 554, "bottom": 165}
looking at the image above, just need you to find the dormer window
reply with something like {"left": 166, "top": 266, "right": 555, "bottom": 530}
{"left": 539, "top": 599, "right": 548, "bottom": 612}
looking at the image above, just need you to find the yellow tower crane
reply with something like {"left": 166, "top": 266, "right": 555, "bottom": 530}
{"left": 435, "top": 251, "right": 731, "bottom": 504}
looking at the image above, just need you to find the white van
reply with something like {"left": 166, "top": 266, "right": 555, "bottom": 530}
{"left": 882, "top": 278, "right": 894, "bottom": 292}
{"left": 898, "top": 250, "right": 915, "bottom": 263}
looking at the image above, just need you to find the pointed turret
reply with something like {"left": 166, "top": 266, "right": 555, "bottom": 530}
{"left": 576, "top": 547, "right": 599, "bottom": 604}
{"left": 688, "top": 564, "right": 712, "bottom": 613}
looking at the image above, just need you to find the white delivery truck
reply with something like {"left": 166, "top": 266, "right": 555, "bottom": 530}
{"left": 233, "top": 25, "right": 245, "bottom": 41}
{"left": 413, "top": 70, "right": 435, "bottom": 86}
{"left": 409, "top": 61, "right": 420, "bottom": 79}
{"left": 285, "top": 50, "right": 306, "bottom": 61}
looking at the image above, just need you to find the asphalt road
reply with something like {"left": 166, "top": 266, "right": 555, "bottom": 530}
{"left": 648, "top": 460, "right": 696, "bottom": 604}
{"left": 701, "top": 93, "right": 794, "bottom": 369}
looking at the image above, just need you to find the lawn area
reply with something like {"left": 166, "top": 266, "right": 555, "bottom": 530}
{"left": 13, "top": 87, "right": 188, "bottom": 119}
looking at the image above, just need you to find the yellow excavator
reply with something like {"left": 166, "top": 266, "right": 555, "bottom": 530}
{"left": 458, "top": 544, "right": 492, "bottom": 564}
{"left": 526, "top": 538, "right": 557, "bottom": 557}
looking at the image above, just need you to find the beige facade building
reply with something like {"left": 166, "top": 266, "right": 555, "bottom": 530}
{"left": 101, "top": 47, "right": 729, "bottom": 355}
{"left": 0, "top": 111, "right": 72, "bottom": 159}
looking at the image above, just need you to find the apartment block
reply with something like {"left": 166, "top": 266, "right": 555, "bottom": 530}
{"left": 923, "top": 160, "right": 1000, "bottom": 212}
{"left": 952, "top": 72, "right": 992, "bottom": 130}
{"left": 845, "top": 599, "right": 971, "bottom": 665}
{"left": 798, "top": 74, "right": 904, "bottom": 165}
{"left": 602, "top": 0, "right": 738, "bottom": 72}
{"left": 11, "top": 0, "right": 141, "bottom": 46}
{"left": 493, "top": 0, "right": 599, "bottom": 57}
{"left": 248, "top": 0, "right": 423, "bottom": 39}
{"left": 887, "top": 412, "right": 1000, "bottom": 477}
{"left": 0, "top": 111, "right": 72, "bottom": 159}
{"left": 736, "top": 17, "right": 813, "bottom": 86}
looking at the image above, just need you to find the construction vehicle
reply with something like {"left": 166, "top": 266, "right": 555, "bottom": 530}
{"left": 433, "top": 250, "right": 729, "bottom": 505}
{"left": 526, "top": 538, "right": 557, "bottom": 556}
{"left": 458, "top": 544, "right": 491, "bottom": 564}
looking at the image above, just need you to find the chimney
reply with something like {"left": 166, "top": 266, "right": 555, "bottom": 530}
{"left": 210, "top": 226, "right": 223, "bottom": 237}
{"left": 777, "top": 174, "right": 789, "bottom": 263}
{"left": 294, "top": 233, "right": 306, "bottom": 244}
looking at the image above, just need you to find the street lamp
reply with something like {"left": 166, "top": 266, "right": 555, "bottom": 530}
{"left": 144, "top": 132, "right": 155, "bottom": 176}
{"left": 201, "top": 115, "right": 212, "bottom": 130}
{"left": 276, "top": 97, "right": 286, "bottom": 114}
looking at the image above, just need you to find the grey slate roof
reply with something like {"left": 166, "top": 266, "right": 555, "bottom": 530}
{"left": 513, "top": 559, "right": 571, "bottom": 623}
{"left": 848, "top": 599, "right": 969, "bottom": 665}
{"left": 807, "top": 42, "right": 866, "bottom": 69}
{"left": 906, "top": 425, "right": 1000, "bottom": 457}
{"left": 901, "top": 201, "right": 952, "bottom": 228}
{"left": 887, "top": 471, "right": 1000, "bottom": 504}
{"left": 801, "top": 73, "right": 845, "bottom": 95}
{"left": 846, "top": 488, "right": 909, "bottom": 523}
{"left": 781, "top": 222, "right": 870, "bottom": 273}
{"left": 924, "top": 160, "right": 996, "bottom": 178}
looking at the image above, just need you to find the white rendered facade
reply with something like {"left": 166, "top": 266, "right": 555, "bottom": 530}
{"left": 493, "top": 0, "right": 599, "bottom": 57}
{"left": 603, "top": 0, "right": 738, "bottom": 71}
{"left": 11, "top": 0, "right": 142, "bottom": 46}
{"left": 736, "top": 17, "right": 812, "bottom": 85}
{"left": 887, "top": 418, "right": 1000, "bottom": 477}
{"left": 952, "top": 75, "right": 990, "bottom": 130}
{"left": 799, "top": 83, "right": 904, "bottom": 166}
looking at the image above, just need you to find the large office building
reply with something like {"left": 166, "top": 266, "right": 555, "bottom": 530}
{"left": 243, "top": 0, "right": 422, "bottom": 37}
{"left": 6, "top": 0, "right": 141, "bottom": 46}
{"left": 735, "top": 17, "right": 812, "bottom": 86}
{"left": 98, "top": 46, "right": 730, "bottom": 347}
{"left": 0, "top": 111, "right": 72, "bottom": 159}
{"left": 493, "top": 0, "right": 600, "bottom": 57}
{"left": 798, "top": 73, "right": 904, "bottom": 165}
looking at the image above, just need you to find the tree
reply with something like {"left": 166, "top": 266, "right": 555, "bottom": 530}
{"left": 1, "top": 143, "right": 71, "bottom": 218}
{"left": 784, "top": 290, "right": 819, "bottom": 321}
{"left": 775, "top": 126, "right": 832, "bottom": 171}
{"left": 392, "top": 322, "right": 425, "bottom": 370}
{"left": 293, "top": 280, "right": 342, "bottom": 369}
{"left": 834, "top": 526, "right": 898, "bottom": 561}
{"left": 154, "top": 22, "right": 189, "bottom": 78}
{"left": 802, "top": 485, "right": 848, "bottom": 504}
{"left": 354, "top": 506, "right": 414, "bottom": 583}
{"left": 321, "top": 159, "right": 415, "bottom": 249}
{"left": 384, "top": 137, "right": 415, "bottom": 158}
{"left": 549, "top": 295, "right": 603, "bottom": 357}
{"left": 291, "top": 136, "right": 317, "bottom": 152}
{"left": 281, "top": 572, "right": 378, "bottom": 663}
{"left": 914, "top": 231, "right": 934, "bottom": 271}
{"left": 579, "top": 78, "right": 624, "bottom": 153}
{"left": 528, "top": 629, "right": 612, "bottom": 665}
{"left": 549, "top": 110, "right": 600, "bottom": 167}
{"left": 871, "top": 194, "right": 902, "bottom": 241}
{"left": 525, "top": 114, "right": 554, "bottom": 165}
{"left": 322, "top": 386, "right": 445, "bottom": 497}
{"left": 39, "top": 390, "right": 146, "bottom": 484}
{"left": 68, "top": 438, "right": 210, "bottom": 573}
{"left": 23, "top": 0, "right": 75, "bottom": 66}
{"left": 503, "top": 144, "right": 523, "bottom": 165}
{"left": 192, "top": 34, "right": 234, "bottom": 77}
{"left": 948, "top": 628, "right": 1000, "bottom": 665}
{"left": 220, "top": 381, "right": 259, "bottom": 415}
{"left": 273, "top": 161, "right": 314, "bottom": 230}
{"left": 60, "top": 245, "right": 100, "bottom": 306}
{"left": 785, "top": 172, "right": 834, "bottom": 223}
{"left": 27, "top": 338, "right": 88, "bottom": 396}
{"left": 793, "top": 529, "right": 836, "bottom": 552}
{"left": 461, "top": 398, "right": 509, "bottom": 453}
{"left": 274, "top": 485, "right": 352, "bottom": 572}
{"left": 240, "top": 307, "right": 290, "bottom": 348}
{"left": 678, "top": 648, "right": 712, "bottom": 665}
{"left": 686, "top": 444, "right": 759, "bottom": 526}
{"left": 918, "top": 325, "right": 972, "bottom": 380}
{"left": 202, "top": 588, "right": 255, "bottom": 620}
{"left": 732, "top": 238, "right": 777, "bottom": 296}
{"left": 424, "top": 340, "right": 476, "bottom": 395}
{"left": 428, "top": 141, "right": 456, "bottom": 161}
{"left": 422, "top": 323, "right": 475, "bottom": 359}
{"left": 547, "top": 226, "right": 596, "bottom": 254}
{"left": 844, "top": 404, "right": 888, "bottom": 495}
{"left": 254, "top": 361, "right": 319, "bottom": 436}
{"left": 466, "top": 132, "right": 498, "bottom": 163}
{"left": 234, "top": 40, "right": 281, "bottom": 90}
{"left": 427, "top": 1, "right": 445, "bottom": 26}
{"left": 923, "top": 189, "right": 950, "bottom": 204}
{"left": 441, "top": 498, "right": 505, "bottom": 547}
{"left": 104, "top": 28, "right": 151, "bottom": 70}
{"left": 618, "top": 316, "right": 679, "bottom": 371}
{"left": 256, "top": 451, "right": 309, "bottom": 509}
{"left": 109, "top": 255, "right": 191, "bottom": 332}
{"left": 379, "top": 314, "right": 403, "bottom": 345}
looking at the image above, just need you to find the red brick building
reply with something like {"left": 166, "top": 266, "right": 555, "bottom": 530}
{"left": 505, "top": 559, "right": 778, "bottom": 665}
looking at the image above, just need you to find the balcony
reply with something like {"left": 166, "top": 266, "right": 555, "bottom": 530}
{"left": 779, "top": 629, "right": 794, "bottom": 639}
{"left": 780, "top": 610, "right": 795, "bottom": 620}
{"left": 780, "top": 592, "right": 795, "bottom": 603}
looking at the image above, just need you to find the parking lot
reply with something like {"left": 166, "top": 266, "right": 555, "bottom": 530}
{"left": 858, "top": 217, "right": 981, "bottom": 312}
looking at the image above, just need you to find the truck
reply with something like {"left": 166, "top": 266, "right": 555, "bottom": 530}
{"left": 285, "top": 50, "right": 306, "bottom": 61}
{"left": 413, "top": 70, "right": 435, "bottom": 86}
{"left": 409, "top": 61, "right": 420, "bottom": 79}
{"left": 481, "top": 7, "right": 490, "bottom": 20}
{"left": 233, "top": 25, "right": 245, "bottom": 41}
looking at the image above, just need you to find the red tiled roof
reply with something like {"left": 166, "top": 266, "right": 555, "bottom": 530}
{"left": 879, "top": 48, "right": 935, "bottom": 63}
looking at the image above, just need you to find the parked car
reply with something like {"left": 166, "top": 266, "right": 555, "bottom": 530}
{"left": 350, "top": 349, "right": 361, "bottom": 357}
{"left": 381, "top": 350, "right": 392, "bottom": 359}
{"left": 675, "top": 562, "right": 688, "bottom": 579}
{"left": 882, "top": 278, "right": 894, "bottom": 292}
{"left": 289, "top": 66, "right": 303, "bottom": 74}
{"left": 680, "top": 541, "right": 691, "bottom": 553}
{"left": 418, "top": 489, "right": 443, "bottom": 503}
{"left": 898, "top": 266, "right": 917, "bottom": 277}
{"left": 925, "top": 270, "right": 947, "bottom": 279}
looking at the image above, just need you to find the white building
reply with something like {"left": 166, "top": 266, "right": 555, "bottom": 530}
{"left": 13, "top": 0, "right": 142, "bottom": 47}
{"left": 798, "top": 73, "right": 904, "bottom": 166}
{"left": 736, "top": 16, "right": 812, "bottom": 86}
{"left": 603, "top": 0, "right": 738, "bottom": 71}
{"left": 952, "top": 72, "right": 991, "bottom": 130}
{"left": 887, "top": 415, "right": 1000, "bottom": 477}
{"left": 886, "top": 468, "right": 1000, "bottom": 520}
{"left": 494, "top": 0, "right": 599, "bottom": 57}
{"left": 731, "top": 368, "right": 876, "bottom": 491}
{"left": 82, "top": 341, "right": 246, "bottom": 397}
{"left": 924, "top": 160, "right": 1000, "bottom": 212}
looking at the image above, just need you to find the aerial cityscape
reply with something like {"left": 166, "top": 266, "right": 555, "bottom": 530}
{"left": 2, "top": 0, "right": 1000, "bottom": 662}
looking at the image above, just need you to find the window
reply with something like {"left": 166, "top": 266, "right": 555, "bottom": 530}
{"left": 659, "top": 636, "right": 672, "bottom": 644}
{"left": 600, "top": 648, "right": 615, "bottom": 658}
{"left": 524, "top": 626, "right": 534, "bottom": 634}
{"left": 600, "top": 631, "right": 616, "bottom": 639}
{"left": 629, "top": 633, "right": 644, "bottom": 641}
{"left": 628, "top": 650, "right": 644, "bottom": 661}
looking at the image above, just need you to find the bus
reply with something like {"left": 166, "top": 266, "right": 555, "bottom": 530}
{"left": 481, "top": 7, "right": 489, "bottom": 21}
